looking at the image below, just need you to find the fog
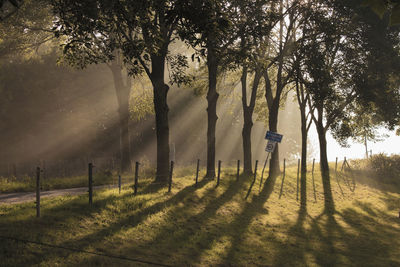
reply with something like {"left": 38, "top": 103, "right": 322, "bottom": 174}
{"left": 0, "top": 50, "right": 321, "bottom": 177}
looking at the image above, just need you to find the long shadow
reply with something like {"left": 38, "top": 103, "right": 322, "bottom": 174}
{"left": 222, "top": 173, "right": 279, "bottom": 265}
{"left": 104, "top": 173, "right": 253, "bottom": 266}
{"left": 333, "top": 203, "right": 400, "bottom": 266}
{"left": 272, "top": 166, "right": 337, "bottom": 267}
{"left": 244, "top": 176, "right": 256, "bottom": 200}
{"left": 349, "top": 169, "right": 400, "bottom": 194}
{"left": 273, "top": 195, "right": 400, "bottom": 267}
{"left": 0, "top": 179, "right": 211, "bottom": 266}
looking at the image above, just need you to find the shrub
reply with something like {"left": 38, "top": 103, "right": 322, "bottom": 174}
{"left": 368, "top": 153, "right": 400, "bottom": 181}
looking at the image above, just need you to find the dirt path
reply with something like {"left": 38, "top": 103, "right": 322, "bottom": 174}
{"left": 0, "top": 185, "right": 118, "bottom": 204}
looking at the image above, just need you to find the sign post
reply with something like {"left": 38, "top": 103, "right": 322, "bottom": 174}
{"left": 259, "top": 131, "right": 283, "bottom": 191}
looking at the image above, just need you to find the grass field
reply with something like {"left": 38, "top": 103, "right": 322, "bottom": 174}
{"left": 0, "top": 164, "right": 399, "bottom": 266}
{"left": 0, "top": 170, "right": 145, "bottom": 193}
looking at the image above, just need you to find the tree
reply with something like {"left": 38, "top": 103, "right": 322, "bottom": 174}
{"left": 235, "top": 0, "right": 276, "bottom": 174}
{"left": 52, "top": 0, "right": 191, "bottom": 181}
{"left": 179, "top": 0, "right": 238, "bottom": 178}
{"left": 295, "top": 80, "right": 313, "bottom": 209}
{"left": 332, "top": 104, "right": 388, "bottom": 159}
{"left": 299, "top": 0, "right": 400, "bottom": 212}
{"left": 107, "top": 54, "right": 132, "bottom": 172}
{"left": 263, "top": 0, "right": 298, "bottom": 178}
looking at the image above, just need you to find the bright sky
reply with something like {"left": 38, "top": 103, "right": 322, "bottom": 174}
{"left": 308, "top": 126, "right": 400, "bottom": 162}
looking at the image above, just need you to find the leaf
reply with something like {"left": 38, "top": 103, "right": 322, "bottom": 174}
{"left": 390, "top": 3, "right": 400, "bottom": 25}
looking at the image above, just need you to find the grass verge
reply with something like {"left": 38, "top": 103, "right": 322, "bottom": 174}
{"left": 0, "top": 165, "right": 399, "bottom": 266}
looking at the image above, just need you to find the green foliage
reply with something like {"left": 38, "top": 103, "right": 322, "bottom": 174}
{"left": 166, "top": 54, "right": 193, "bottom": 86}
{"left": 129, "top": 78, "right": 154, "bottom": 122}
{"left": 368, "top": 153, "right": 400, "bottom": 180}
{"left": 331, "top": 103, "right": 388, "bottom": 148}
{"left": 0, "top": 0, "right": 53, "bottom": 58}
{"left": 52, "top": 0, "right": 191, "bottom": 83}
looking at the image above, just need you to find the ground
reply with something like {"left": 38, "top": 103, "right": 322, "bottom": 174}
{"left": 0, "top": 164, "right": 399, "bottom": 266}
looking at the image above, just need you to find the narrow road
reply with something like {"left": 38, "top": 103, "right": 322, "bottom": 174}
{"left": 0, "top": 185, "right": 118, "bottom": 204}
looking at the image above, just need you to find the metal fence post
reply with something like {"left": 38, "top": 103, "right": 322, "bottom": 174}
{"left": 253, "top": 160, "right": 258, "bottom": 181}
{"left": 279, "top": 159, "right": 286, "bottom": 199}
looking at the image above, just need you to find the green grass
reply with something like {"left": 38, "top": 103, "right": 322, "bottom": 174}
{"left": 0, "top": 171, "right": 142, "bottom": 193}
{"left": 0, "top": 165, "right": 399, "bottom": 266}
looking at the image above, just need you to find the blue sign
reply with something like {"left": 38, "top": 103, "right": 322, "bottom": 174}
{"left": 265, "top": 131, "right": 283, "bottom": 143}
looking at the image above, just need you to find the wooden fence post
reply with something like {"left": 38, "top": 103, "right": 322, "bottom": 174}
{"left": 236, "top": 160, "right": 240, "bottom": 181}
{"left": 296, "top": 159, "right": 300, "bottom": 201}
{"left": 118, "top": 174, "right": 121, "bottom": 194}
{"left": 36, "top": 167, "right": 40, "bottom": 218}
{"left": 341, "top": 157, "right": 347, "bottom": 172}
{"left": 279, "top": 159, "right": 286, "bottom": 199}
{"left": 195, "top": 159, "right": 200, "bottom": 186}
{"left": 88, "top": 163, "right": 93, "bottom": 205}
{"left": 312, "top": 158, "right": 316, "bottom": 202}
{"left": 216, "top": 160, "right": 221, "bottom": 187}
{"left": 168, "top": 161, "right": 174, "bottom": 192}
{"left": 335, "top": 157, "right": 338, "bottom": 174}
{"left": 134, "top": 162, "right": 139, "bottom": 196}
{"left": 335, "top": 157, "right": 344, "bottom": 195}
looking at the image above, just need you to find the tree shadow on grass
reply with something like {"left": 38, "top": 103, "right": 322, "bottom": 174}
{"left": 123, "top": 173, "right": 254, "bottom": 265}
{"left": 0, "top": 178, "right": 212, "bottom": 266}
{"left": 119, "top": 172, "right": 279, "bottom": 266}
{"left": 222, "top": 173, "right": 279, "bottom": 265}
{"left": 272, "top": 197, "right": 400, "bottom": 267}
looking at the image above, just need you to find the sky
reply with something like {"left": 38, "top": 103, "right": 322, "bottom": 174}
{"left": 308, "top": 126, "right": 400, "bottom": 162}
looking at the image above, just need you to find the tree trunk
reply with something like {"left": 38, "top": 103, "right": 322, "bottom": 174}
{"left": 109, "top": 62, "right": 131, "bottom": 173}
{"left": 205, "top": 45, "right": 218, "bottom": 179}
{"left": 241, "top": 67, "right": 252, "bottom": 174}
{"left": 299, "top": 105, "right": 308, "bottom": 210}
{"left": 268, "top": 100, "right": 281, "bottom": 178}
{"left": 151, "top": 54, "right": 170, "bottom": 182}
{"left": 242, "top": 110, "right": 253, "bottom": 174}
{"left": 263, "top": 71, "right": 281, "bottom": 178}
{"left": 241, "top": 67, "right": 262, "bottom": 175}
{"left": 315, "top": 105, "right": 335, "bottom": 213}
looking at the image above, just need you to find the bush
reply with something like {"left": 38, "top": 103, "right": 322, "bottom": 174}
{"left": 368, "top": 153, "right": 400, "bottom": 181}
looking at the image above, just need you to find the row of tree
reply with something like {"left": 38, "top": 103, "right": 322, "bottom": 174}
{"left": 2, "top": 0, "right": 400, "bottom": 213}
